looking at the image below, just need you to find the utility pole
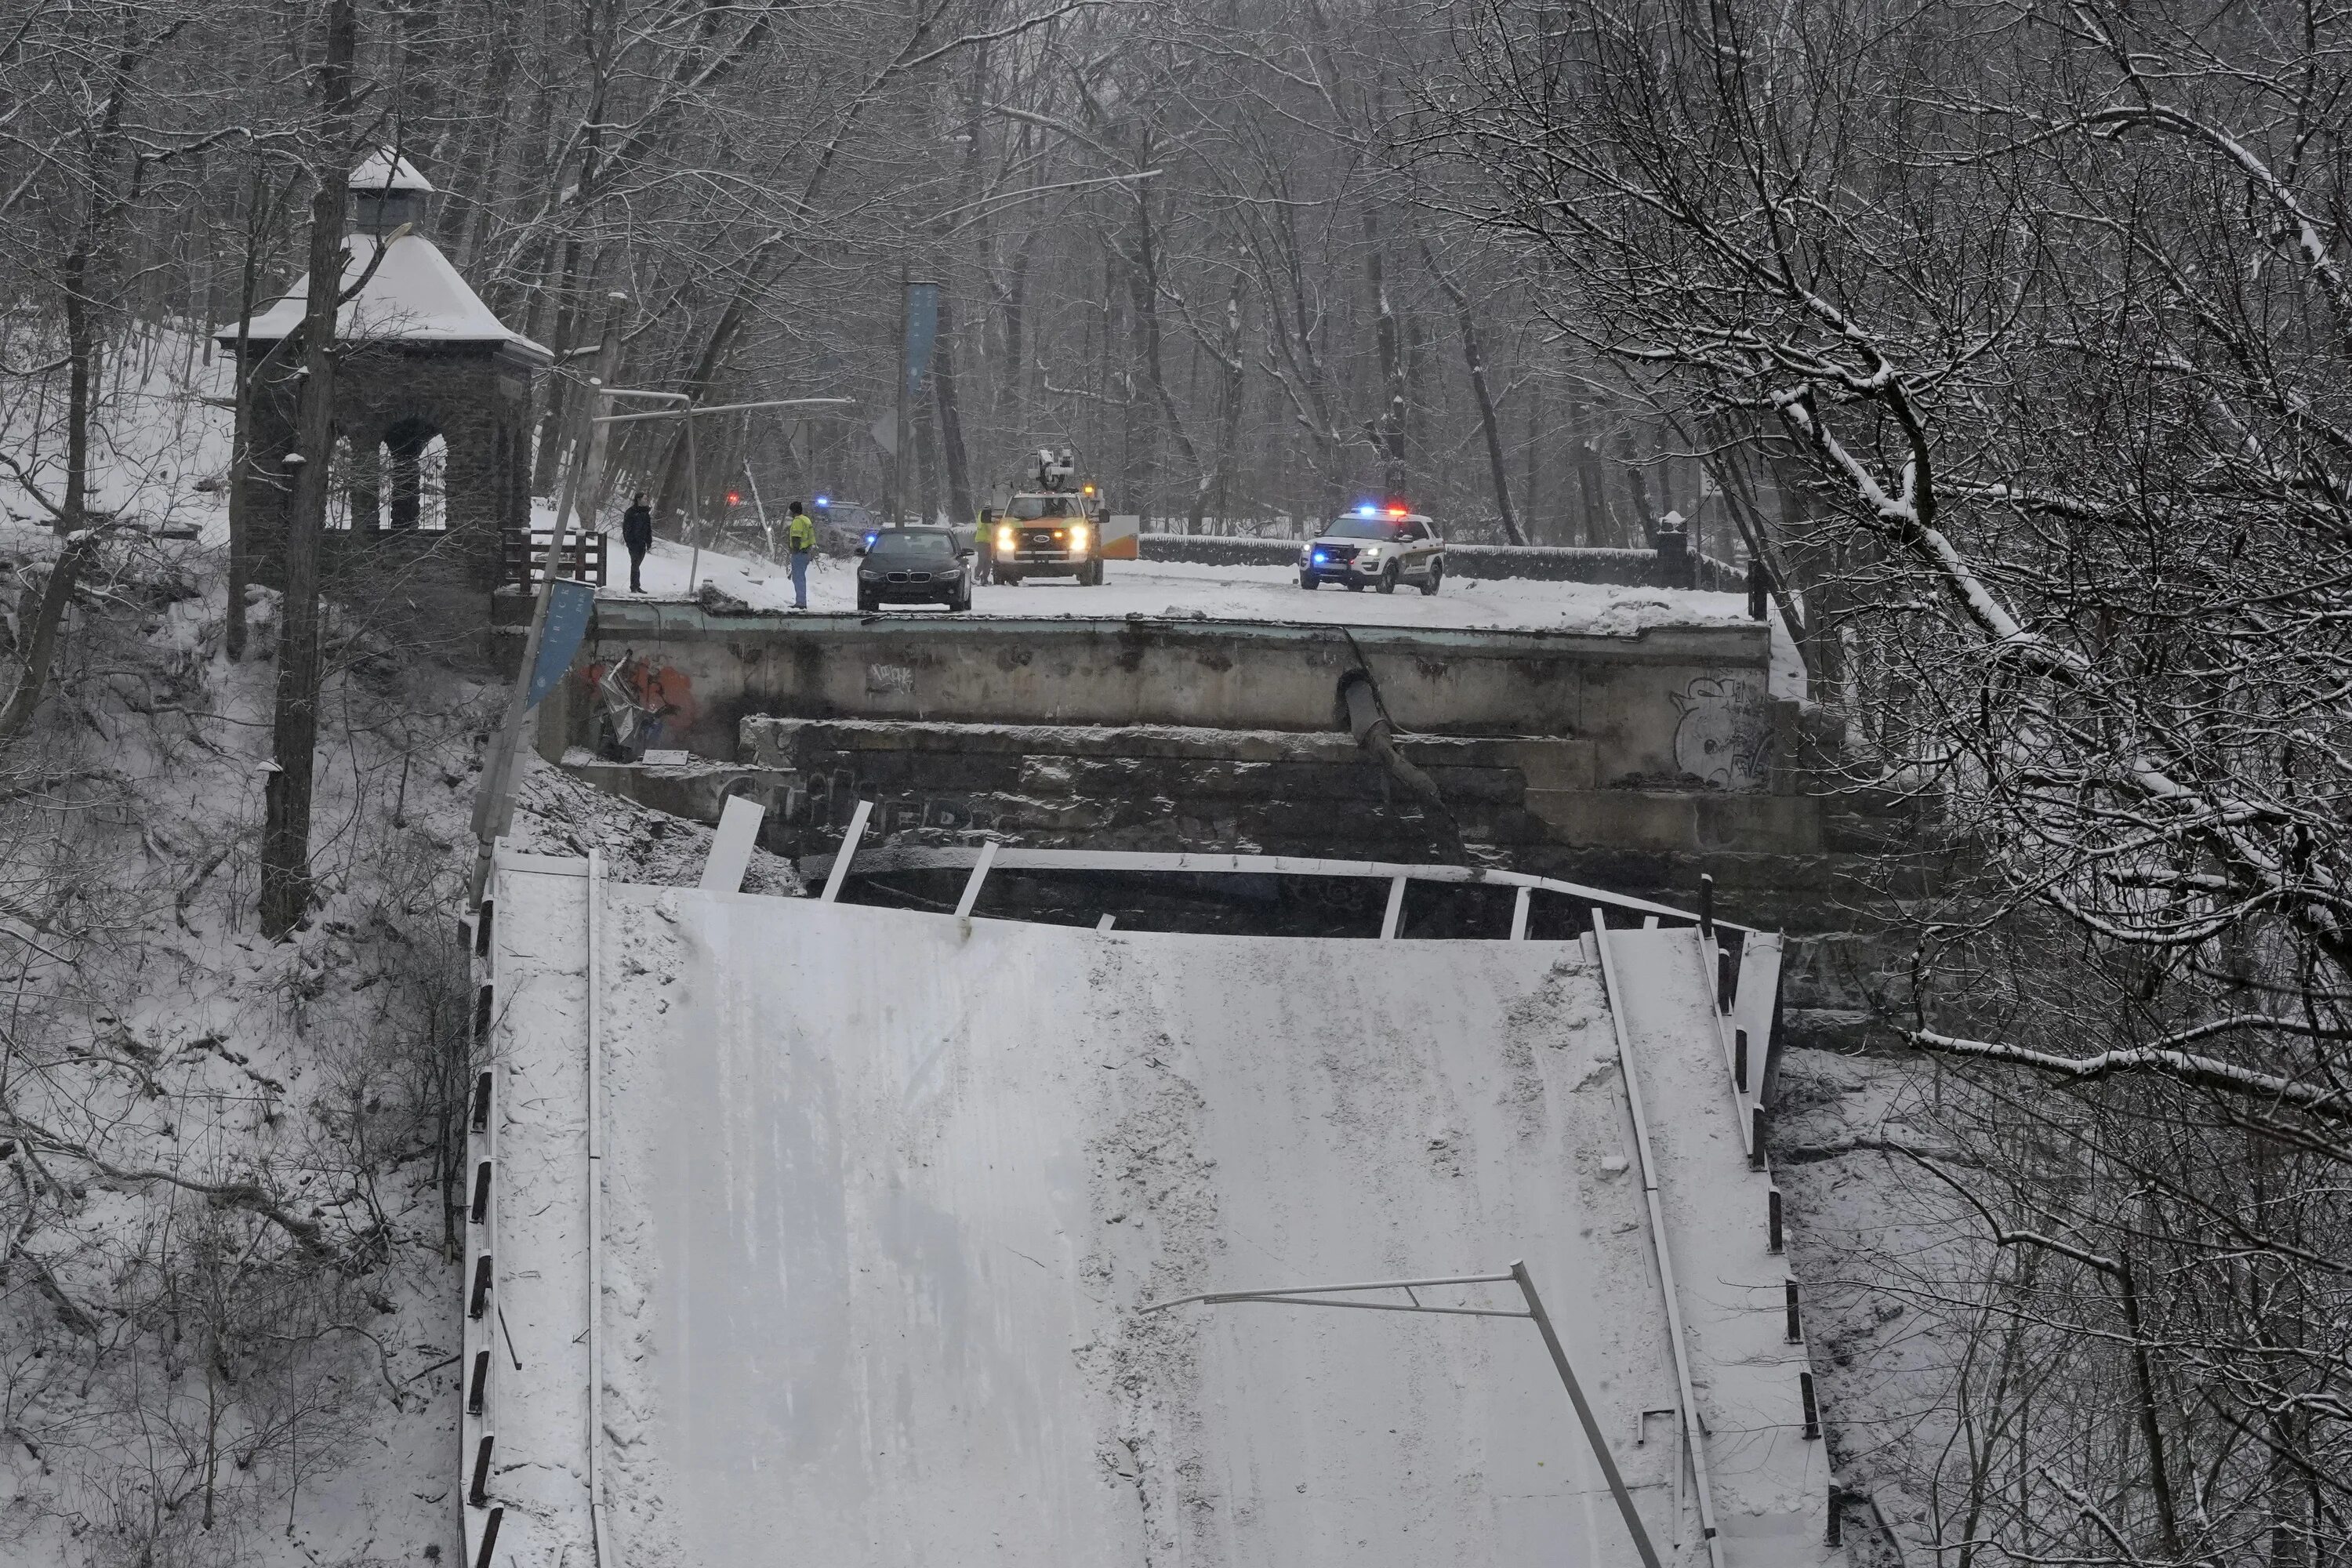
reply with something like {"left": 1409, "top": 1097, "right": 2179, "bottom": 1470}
{"left": 467, "top": 293, "right": 627, "bottom": 906}
{"left": 889, "top": 261, "right": 910, "bottom": 526}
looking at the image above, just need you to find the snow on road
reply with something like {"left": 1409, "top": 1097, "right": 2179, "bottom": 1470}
{"left": 606, "top": 527, "right": 1808, "bottom": 695}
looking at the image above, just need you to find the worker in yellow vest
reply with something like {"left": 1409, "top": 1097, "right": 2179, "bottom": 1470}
{"left": 786, "top": 500, "right": 817, "bottom": 608}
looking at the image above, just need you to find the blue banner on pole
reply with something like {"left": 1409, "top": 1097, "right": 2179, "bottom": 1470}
{"left": 903, "top": 281, "right": 940, "bottom": 395}
{"left": 526, "top": 578, "right": 597, "bottom": 710}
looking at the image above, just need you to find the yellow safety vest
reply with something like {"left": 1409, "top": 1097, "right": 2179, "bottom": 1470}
{"left": 787, "top": 512, "right": 817, "bottom": 550}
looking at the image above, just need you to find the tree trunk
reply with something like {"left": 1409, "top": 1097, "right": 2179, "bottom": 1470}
{"left": 260, "top": 0, "right": 357, "bottom": 940}
{"left": 1573, "top": 395, "right": 1608, "bottom": 546}
{"left": 61, "top": 249, "right": 93, "bottom": 534}
{"left": 1365, "top": 209, "right": 1406, "bottom": 496}
{"left": 1421, "top": 244, "right": 1522, "bottom": 545}
{"left": 935, "top": 285, "right": 974, "bottom": 528}
{"left": 1194, "top": 287, "right": 1246, "bottom": 534}
{"left": 0, "top": 528, "right": 111, "bottom": 738}
{"left": 224, "top": 165, "right": 286, "bottom": 663}
{"left": 53, "top": 21, "right": 143, "bottom": 536}
{"left": 1624, "top": 428, "right": 1657, "bottom": 546}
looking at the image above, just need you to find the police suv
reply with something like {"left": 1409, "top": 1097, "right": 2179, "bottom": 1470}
{"left": 1299, "top": 504, "right": 1445, "bottom": 594}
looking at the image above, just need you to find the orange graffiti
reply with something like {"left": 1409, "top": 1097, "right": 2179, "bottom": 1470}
{"left": 583, "top": 655, "right": 699, "bottom": 749}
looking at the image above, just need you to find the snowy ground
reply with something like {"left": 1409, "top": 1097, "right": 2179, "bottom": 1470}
{"left": 0, "top": 513, "right": 792, "bottom": 1568}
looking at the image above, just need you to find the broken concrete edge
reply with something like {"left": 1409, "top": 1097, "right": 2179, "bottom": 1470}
{"left": 579, "top": 595, "right": 1769, "bottom": 652}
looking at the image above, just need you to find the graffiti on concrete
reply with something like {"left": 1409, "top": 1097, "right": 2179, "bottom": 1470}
{"left": 583, "top": 652, "right": 699, "bottom": 755}
{"left": 789, "top": 765, "right": 1006, "bottom": 842}
{"left": 1671, "top": 674, "right": 1772, "bottom": 789}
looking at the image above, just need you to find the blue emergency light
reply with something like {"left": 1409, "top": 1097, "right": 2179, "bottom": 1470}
{"left": 815, "top": 495, "right": 830, "bottom": 507}
{"left": 1356, "top": 503, "right": 1376, "bottom": 516}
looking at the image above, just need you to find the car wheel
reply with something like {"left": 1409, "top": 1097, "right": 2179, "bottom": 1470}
{"left": 1299, "top": 573, "right": 1318, "bottom": 590}
{"left": 999, "top": 570, "right": 1022, "bottom": 586}
{"left": 1346, "top": 579, "right": 1365, "bottom": 592}
{"left": 1420, "top": 558, "right": 1443, "bottom": 597}
{"left": 1377, "top": 563, "right": 1399, "bottom": 594}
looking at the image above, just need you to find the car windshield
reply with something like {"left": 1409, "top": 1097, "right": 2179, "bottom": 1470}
{"left": 868, "top": 530, "right": 956, "bottom": 561}
{"left": 1327, "top": 516, "right": 1414, "bottom": 540}
{"left": 1006, "top": 495, "right": 1076, "bottom": 521}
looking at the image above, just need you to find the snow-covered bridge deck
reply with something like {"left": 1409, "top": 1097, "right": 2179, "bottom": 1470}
{"left": 471, "top": 850, "right": 1835, "bottom": 1568}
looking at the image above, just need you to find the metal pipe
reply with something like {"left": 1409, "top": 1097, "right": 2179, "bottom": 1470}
{"left": 1202, "top": 1294, "right": 1530, "bottom": 1319}
{"left": 1142, "top": 1271, "right": 1517, "bottom": 1311}
{"left": 593, "top": 395, "right": 855, "bottom": 425}
{"left": 786, "top": 842, "right": 1754, "bottom": 931}
{"left": 1512, "top": 1261, "right": 1667, "bottom": 1568}
{"left": 1140, "top": 1264, "right": 1664, "bottom": 1568}
{"left": 1592, "top": 909, "right": 1726, "bottom": 1568}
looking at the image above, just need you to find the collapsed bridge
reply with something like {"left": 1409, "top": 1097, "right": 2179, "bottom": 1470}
{"left": 459, "top": 843, "right": 1838, "bottom": 1568}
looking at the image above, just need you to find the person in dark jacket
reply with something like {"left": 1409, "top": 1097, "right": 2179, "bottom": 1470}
{"left": 622, "top": 492, "right": 654, "bottom": 593}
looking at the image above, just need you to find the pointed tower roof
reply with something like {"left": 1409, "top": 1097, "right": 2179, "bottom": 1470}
{"left": 350, "top": 148, "right": 434, "bottom": 192}
{"left": 223, "top": 233, "right": 550, "bottom": 361}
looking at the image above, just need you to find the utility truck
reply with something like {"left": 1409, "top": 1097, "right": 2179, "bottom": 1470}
{"left": 989, "top": 447, "right": 1106, "bottom": 586}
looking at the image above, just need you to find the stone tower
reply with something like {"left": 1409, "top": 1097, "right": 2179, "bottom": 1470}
{"left": 222, "top": 151, "right": 551, "bottom": 659}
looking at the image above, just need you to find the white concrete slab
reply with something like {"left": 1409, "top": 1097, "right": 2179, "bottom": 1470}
{"left": 593, "top": 893, "right": 1707, "bottom": 1568}
{"left": 696, "top": 793, "right": 766, "bottom": 892}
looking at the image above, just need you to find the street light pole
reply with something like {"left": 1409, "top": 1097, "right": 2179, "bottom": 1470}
{"left": 683, "top": 401, "right": 702, "bottom": 590}
{"left": 1143, "top": 1263, "right": 1668, "bottom": 1568}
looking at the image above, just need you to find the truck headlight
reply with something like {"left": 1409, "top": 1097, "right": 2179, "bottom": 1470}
{"left": 996, "top": 524, "right": 1015, "bottom": 550}
{"left": 1070, "top": 524, "right": 1089, "bottom": 551}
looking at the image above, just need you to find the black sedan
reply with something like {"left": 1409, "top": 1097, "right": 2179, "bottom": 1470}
{"left": 856, "top": 527, "right": 975, "bottom": 612}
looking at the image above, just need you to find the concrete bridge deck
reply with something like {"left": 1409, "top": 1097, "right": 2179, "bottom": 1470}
{"left": 466, "top": 848, "right": 1837, "bottom": 1568}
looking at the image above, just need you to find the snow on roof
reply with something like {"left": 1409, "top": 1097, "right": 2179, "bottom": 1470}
{"left": 351, "top": 148, "right": 434, "bottom": 192}
{"left": 226, "top": 234, "right": 550, "bottom": 360}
